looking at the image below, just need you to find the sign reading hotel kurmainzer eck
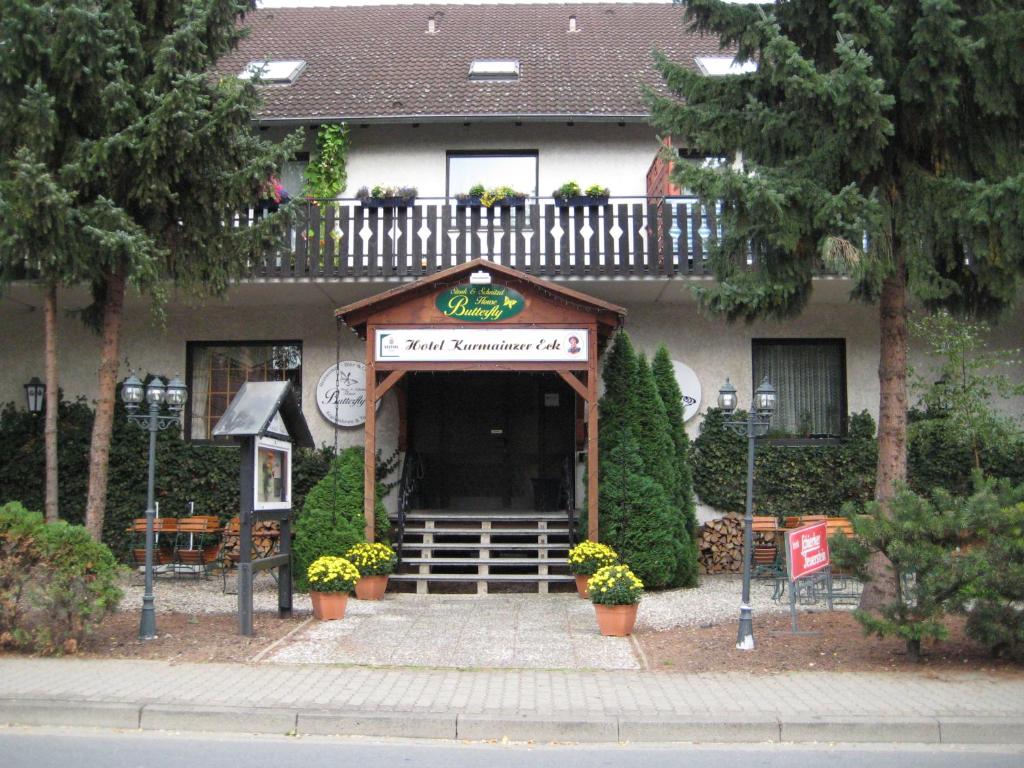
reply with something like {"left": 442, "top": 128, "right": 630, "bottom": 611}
{"left": 316, "top": 361, "right": 378, "bottom": 427}
{"left": 435, "top": 284, "right": 525, "bottom": 322}
{"left": 376, "top": 328, "right": 589, "bottom": 363}
{"left": 786, "top": 520, "right": 831, "bottom": 581}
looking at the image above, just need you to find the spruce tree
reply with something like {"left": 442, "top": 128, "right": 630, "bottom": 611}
{"left": 650, "top": 0, "right": 1024, "bottom": 606}
{"left": 0, "top": 1, "right": 298, "bottom": 540}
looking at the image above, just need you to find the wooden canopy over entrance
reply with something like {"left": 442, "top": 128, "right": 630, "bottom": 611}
{"left": 335, "top": 259, "right": 626, "bottom": 542}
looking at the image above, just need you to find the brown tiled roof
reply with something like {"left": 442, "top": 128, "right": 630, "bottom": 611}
{"left": 220, "top": 4, "right": 727, "bottom": 122}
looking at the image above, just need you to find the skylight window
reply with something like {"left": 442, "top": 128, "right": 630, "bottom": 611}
{"left": 238, "top": 60, "right": 306, "bottom": 85}
{"left": 469, "top": 59, "right": 520, "bottom": 81}
{"left": 694, "top": 56, "right": 757, "bottom": 77}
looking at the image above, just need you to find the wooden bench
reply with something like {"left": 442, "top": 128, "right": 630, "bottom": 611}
{"left": 751, "top": 515, "right": 784, "bottom": 579}
{"left": 127, "top": 518, "right": 177, "bottom": 573}
{"left": 174, "top": 516, "right": 222, "bottom": 577}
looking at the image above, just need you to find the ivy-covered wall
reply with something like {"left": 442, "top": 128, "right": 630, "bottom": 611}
{"left": 0, "top": 399, "right": 334, "bottom": 559}
{"left": 694, "top": 408, "right": 1024, "bottom": 517}
{"left": 693, "top": 410, "right": 878, "bottom": 517}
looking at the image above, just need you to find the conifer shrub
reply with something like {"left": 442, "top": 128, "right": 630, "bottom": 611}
{"left": 293, "top": 448, "right": 389, "bottom": 591}
{"left": 593, "top": 333, "right": 699, "bottom": 589}
{"left": 832, "top": 489, "right": 970, "bottom": 660}
{"left": 958, "top": 480, "right": 1024, "bottom": 660}
{"left": 834, "top": 478, "right": 1024, "bottom": 661}
{"left": 651, "top": 347, "right": 700, "bottom": 586}
{"left": 0, "top": 502, "right": 121, "bottom": 655}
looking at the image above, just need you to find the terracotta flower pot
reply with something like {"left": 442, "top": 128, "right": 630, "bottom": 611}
{"left": 354, "top": 574, "right": 389, "bottom": 600}
{"left": 311, "top": 590, "right": 348, "bottom": 620}
{"left": 574, "top": 574, "right": 591, "bottom": 599}
{"left": 593, "top": 603, "right": 639, "bottom": 636}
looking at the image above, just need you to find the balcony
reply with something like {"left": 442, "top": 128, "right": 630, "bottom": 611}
{"left": 242, "top": 196, "right": 738, "bottom": 281}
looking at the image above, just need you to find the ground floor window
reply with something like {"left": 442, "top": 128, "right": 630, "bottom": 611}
{"left": 752, "top": 339, "right": 846, "bottom": 437}
{"left": 186, "top": 341, "right": 302, "bottom": 440}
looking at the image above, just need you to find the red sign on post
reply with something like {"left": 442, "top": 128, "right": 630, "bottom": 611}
{"left": 786, "top": 521, "right": 830, "bottom": 580}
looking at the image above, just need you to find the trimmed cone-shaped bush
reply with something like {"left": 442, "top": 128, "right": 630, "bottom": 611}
{"left": 651, "top": 346, "right": 699, "bottom": 587}
{"left": 598, "top": 433, "right": 680, "bottom": 589}
{"left": 293, "top": 448, "right": 389, "bottom": 591}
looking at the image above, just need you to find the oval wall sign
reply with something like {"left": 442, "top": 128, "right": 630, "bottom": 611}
{"left": 316, "top": 361, "right": 379, "bottom": 427}
{"left": 435, "top": 283, "right": 525, "bottom": 322}
{"left": 671, "top": 360, "right": 702, "bottom": 423}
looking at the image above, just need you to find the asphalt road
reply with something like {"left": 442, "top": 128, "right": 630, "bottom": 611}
{"left": 1, "top": 727, "right": 1022, "bottom": 768}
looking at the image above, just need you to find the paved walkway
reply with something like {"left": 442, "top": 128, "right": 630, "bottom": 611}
{"left": 268, "top": 594, "right": 642, "bottom": 668}
{"left": 1, "top": 658, "right": 1022, "bottom": 744}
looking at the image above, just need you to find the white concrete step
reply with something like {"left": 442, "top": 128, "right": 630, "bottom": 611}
{"left": 389, "top": 573, "right": 575, "bottom": 583}
{"left": 402, "top": 541, "right": 570, "bottom": 551}
{"left": 401, "top": 557, "right": 568, "bottom": 567}
{"left": 401, "top": 526, "right": 570, "bottom": 536}
{"left": 401, "top": 510, "right": 570, "bottom": 522}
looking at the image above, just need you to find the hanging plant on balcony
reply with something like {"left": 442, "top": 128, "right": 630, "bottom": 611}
{"left": 356, "top": 185, "right": 418, "bottom": 209}
{"left": 553, "top": 181, "right": 609, "bottom": 207}
{"left": 456, "top": 183, "right": 527, "bottom": 208}
{"left": 302, "top": 124, "right": 350, "bottom": 253}
{"left": 257, "top": 176, "right": 290, "bottom": 214}
{"left": 303, "top": 124, "right": 350, "bottom": 201}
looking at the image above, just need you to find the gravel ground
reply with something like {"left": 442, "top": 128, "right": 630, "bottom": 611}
{"left": 636, "top": 574, "right": 797, "bottom": 631}
{"left": 118, "top": 571, "right": 831, "bottom": 632}
{"left": 118, "top": 570, "right": 312, "bottom": 615}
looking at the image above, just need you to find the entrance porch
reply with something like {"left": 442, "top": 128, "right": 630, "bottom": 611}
{"left": 335, "top": 260, "right": 626, "bottom": 594}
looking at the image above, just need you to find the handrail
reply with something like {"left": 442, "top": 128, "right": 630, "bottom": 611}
{"left": 236, "top": 194, "right": 753, "bottom": 281}
{"left": 393, "top": 449, "right": 421, "bottom": 564}
{"left": 560, "top": 454, "right": 577, "bottom": 546}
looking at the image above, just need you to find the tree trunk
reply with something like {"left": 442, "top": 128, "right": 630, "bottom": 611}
{"left": 859, "top": 257, "right": 908, "bottom": 610}
{"left": 43, "top": 283, "right": 60, "bottom": 523}
{"left": 84, "top": 272, "right": 126, "bottom": 542}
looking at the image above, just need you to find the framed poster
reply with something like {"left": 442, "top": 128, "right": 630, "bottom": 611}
{"left": 254, "top": 435, "right": 291, "bottom": 510}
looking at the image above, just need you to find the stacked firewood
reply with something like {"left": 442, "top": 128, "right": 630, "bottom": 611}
{"left": 220, "top": 520, "right": 281, "bottom": 564}
{"left": 697, "top": 514, "right": 774, "bottom": 574}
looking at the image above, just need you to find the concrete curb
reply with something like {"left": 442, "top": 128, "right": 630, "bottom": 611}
{"left": 456, "top": 713, "right": 618, "bottom": 743}
{"left": 781, "top": 715, "right": 940, "bottom": 744}
{"left": 2, "top": 698, "right": 1023, "bottom": 744}
{"left": 140, "top": 704, "right": 297, "bottom": 734}
{"left": 0, "top": 698, "right": 141, "bottom": 730}
{"left": 619, "top": 715, "right": 781, "bottom": 743}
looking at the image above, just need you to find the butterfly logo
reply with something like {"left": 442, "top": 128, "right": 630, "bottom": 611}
{"left": 503, "top": 296, "right": 518, "bottom": 309}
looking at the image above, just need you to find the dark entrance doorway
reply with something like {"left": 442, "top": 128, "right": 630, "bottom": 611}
{"left": 408, "top": 372, "right": 576, "bottom": 510}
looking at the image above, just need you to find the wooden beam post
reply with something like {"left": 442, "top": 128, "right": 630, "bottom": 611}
{"left": 364, "top": 327, "right": 377, "bottom": 542}
{"left": 587, "top": 326, "right": 599, "bottom": 542}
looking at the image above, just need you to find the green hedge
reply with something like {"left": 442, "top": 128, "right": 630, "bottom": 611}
{"left": 0, "top": 399, "right": 335, "bottom": 559}
{"left": 692, "top": 410, "right": 878, "bottom": 517}
{"left": 907, "top": 417, "right": 1024, "bottom": 497}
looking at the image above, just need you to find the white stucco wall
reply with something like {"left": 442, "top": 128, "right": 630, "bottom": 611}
{"left": 3, "top": 278, "right": 1023, "bottom": 519}
{"left": 267, "top": 122, "right": 660, "bottom": 199}
{"left": 5, "top": 279, "right": 1021, "bottom": 443}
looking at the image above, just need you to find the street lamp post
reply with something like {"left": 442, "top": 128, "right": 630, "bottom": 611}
{"left": 120, "top": 373, "right": 188, "bottom": 640}
{"left": 718, "top": 375, "right": 777, "bottom": 651}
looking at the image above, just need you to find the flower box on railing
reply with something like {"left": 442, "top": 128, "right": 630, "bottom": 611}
{"left": 456, "top": 195, "right": 527, "bottom": 209}
{"left": 359, "top": 196, "right": 416, "bottom": 209}
{"left": 554, "top": 195, "right": 610, "bottom": 208}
